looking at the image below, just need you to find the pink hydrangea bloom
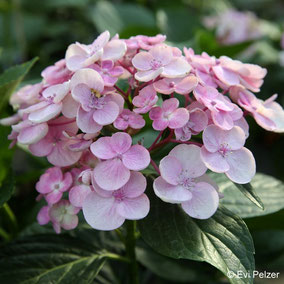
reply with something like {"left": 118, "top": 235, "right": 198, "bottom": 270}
{"left": 41, "top": 59, "right": 72, "bottom": 86}
{"left": 149, "top": 98, "right": 189, "bottom": 131}
{"left": 193, "top": 85, "right": 242, "bottom": 130}
{"left": 232, "top": 88, "right": 284, "bottom": 133}
{"left": 11, "top": 118, "right": 48, "bottom": 145}
{"left": 37, "top": 205, "right": 50, "bottom": 225}
{"left": 184, "top": 48, "right": 217, "bottom": 88}
{"left": 49, "top": 200, "right": 80, "bottom": 233}
{"left": 114, "top": 109, "right": 145, "bottom": 130}
{"left": 213, "top": 56, "right": 267, "bottom": 92}
{"left": 92, "top": 60, "right": 124, "bottom": 87}
{"left": 200, "top": 125, "right": 256, "bottom": 184}
{"left": 20, "top": 81, "right": 70, "bottom": 124}
{"left": 29, "top": 116, "right": 82, "bottom": 167}
{"left": 125, "top": 34, "right": 166, "bottom": 50}
{"left": 65, "top": 31, "right": 126, "bottom": 71}
{"left": 154, "top": 144, "right": 219, "bottom": 219}
{"left": 70, "top": 68, "right": 124, "bottom": 133}
{"left": 83, "top": 171, "right": 149, "bottom": 230}
{"left": 175, "top": 108, "right": 208, "bottom": 141}
{"left": 91, "top": 132, "right": 150, "bottom": 190}
{"left": 10, "top": 83, "right": 42, "bottom": 108}
{"left": 69, "top": 169, "right": 93, "bottom": 208}
{"left": 133, "top": 85, "right": 158, "bottom": 114}
{"left": 132, "top": 44, "right": 191, "bottom": 82}
{"left": 36, "top": 167, "right": 72, "bottom": 204}
{"left": 153, "top": 75, "right": 198, "bottom": 95}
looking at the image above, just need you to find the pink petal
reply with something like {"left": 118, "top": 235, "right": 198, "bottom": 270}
{"left": 168, "top": 108, "right": 189, "bottom": 129}
{"left": 77, "top": 107, "right": 102, "bottom": 134}
{"left": 102, "top": 39, "right": 127, "bottom": 61}
{"left": 162, "top": 98, "right": 179, "bottom": 113}
{"left": 169, "top": 144, "right": 207, "bottom": 178}
{"left": 122, "top": 145, "right": 150, "bottom": 171}
{"left": 93, "top": 101, "right": 119, "bottom": 125}
{"left": 212, "top": 65, "right": 239, "bottom": 86}
{"left": 189, "top": 109, "right": 208, "bottom": 133}
{"left": 70, "top": 68, "right": 104, "bottom": 93}
{"left": 62, "top": 95, "right": 79, "bottom": 118}
{"left": 37, "top": 206, "right": 50, "bottom": 225}
{"left": 159, "top": 156, "right": 182, "bottom": 185}
{"left": 90, "top": 137, "right": 117, "bottom": 159}
{"left": 93, "top": 158, "right": 130, "bottom": 190}
{"left": 203, "top": 125, "right": 245, "bottom": 152}
{"left": 225, "top": 148, "right": 256, "bottom": 184}
{"left": 153, "top": 79, "right": 174, "bottom": 94}
{"left": 211, "top": 110, "right": 234, "bottom": 130}
{"left": 153, "top": 176, "right": 192, "bottom": 203}
{"left": 45, "top": 190, "right": 63, "bottom": 205}
{"left": 135, "top": 68, "right": 164, "bottom": 82}
{"left": 132, "top": 52, "right": 153, "bottom": 70}
{"left": 116, "top": 194, "right": 150, "bottom": 220}
{"left": 200, "top": 147, "right": 230, "bottom": 173}
{"left": 181, "top": 182, "right": 219, "bottom": 219}
{"left": 83, "top": 191, "right": 125, "bottom": 230}
{"left": 121, "top": 172, "right": 147, "bottom": 198}
{"left": 69, "top": 185, "right": 92, "bottom": 207}
{"left": 28, "top": 103, "right": 62, "bottom": 123}
{"left": 110, "top": 132, "right": 132, "bottom": 154}
{"left": 18, "top": 123, "right": 48, "bottom": 145}
{"left": 152, "top": 118, "right": 169, "bottom": 131}
{"left": 29, "top": 136, "right": 53, "bottom": 157}
{"left": 162, "top": 57, "right": 191, "bottom": 78}
{"left": 47, "top": 144, "right": 82, "bottom": 167}
{"left": 149, "top": 44, "right": 173, "bottom": 65}
{"left": 175, "top": 75, "right": 198, "bottom": 95}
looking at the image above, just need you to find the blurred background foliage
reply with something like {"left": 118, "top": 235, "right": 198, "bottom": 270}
{"left": 0, "top": 0, "right": 284, "bottom": 283}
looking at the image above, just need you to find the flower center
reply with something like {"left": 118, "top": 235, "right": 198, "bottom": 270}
{"left": 178, "top": 170, "right": 196, "bottom": 190}
{"left": 54, "top": 184, "right": 61, "bottom": 190}
{"left": 218, "top": 143, "right": 231, "bottom": 157}
{"left": 112, "top": 189, "right": 125, "bottom": 201}
{"left": 169, "top": 82, "right": 176, "bottom": 88}
{"left": 88, "top": 89, "right": 105, "bottom": 109}
{"left": 150, "top": 59, "right": 162, "bottom": 70}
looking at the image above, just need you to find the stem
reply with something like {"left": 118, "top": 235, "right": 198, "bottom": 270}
{"left": 150, "top": 130, "right": 174, "bottom": 151}
{"left": 125, "top": 220, "right": 139, "bottom": 284}
{"left": 150, "top": 159, "right": 160, "bottom": 175}
{"left": 148, "top": 131, "right": 163, "bottom": 151}
{"left": 114, "top": 85, "right": 133, "bottom": 110}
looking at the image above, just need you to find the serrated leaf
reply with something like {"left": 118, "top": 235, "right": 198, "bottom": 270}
{"left": 214, "top": 173, "right": 284, "bottom": 218}
{"left": 0, "top": 234, "right": 106, "bottom": 284}
{"left": 0, "top": 168, "right": 15, "bottom": 206}
{"left": 138, "top": 187, "right": 255, "bottom": 284}
{"left": 234, "top": 182, "right": 264, "bottom": 210}
{"left": 0, "top": 57, "right": 38, "bottom": 112}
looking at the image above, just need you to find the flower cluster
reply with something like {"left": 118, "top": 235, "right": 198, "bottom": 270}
{"left": 1, "top": 31, "right": 284, "bottom": 233}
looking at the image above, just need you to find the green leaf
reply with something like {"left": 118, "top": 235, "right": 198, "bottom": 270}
{"left": 139, "top": 186, "right": 255, "bottom": 284}
{"left": 216, "top": 173, "right": 284, "bottom": 218}
{"left": 0, "top": 57, "right": 38, "bottom": 112}
{"left": 136, "top": 241, "right": 212, "bottom": 282}
{"left": 234, "top": 182, "right": 264, "bottom": 210}
{"left": 0, "top": 168, "right": 15, "bottom": 207}
{"left": 0, "top": 234, "right": 106, "bottom": 284}
{"left": 209, "top": 172, "right": 264, "bottom": 210}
